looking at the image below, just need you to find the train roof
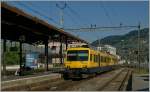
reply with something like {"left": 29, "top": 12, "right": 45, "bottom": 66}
{"left": 67, "top": 47, "right": 90, "bottom": 50}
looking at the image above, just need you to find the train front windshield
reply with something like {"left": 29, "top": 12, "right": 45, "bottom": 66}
{"left": 67, "top": 50, "right": 89, "bottom": 61}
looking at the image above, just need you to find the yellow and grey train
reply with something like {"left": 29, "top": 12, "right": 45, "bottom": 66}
{"left": 62, "top": 46, "right": 118, "bottom": 79}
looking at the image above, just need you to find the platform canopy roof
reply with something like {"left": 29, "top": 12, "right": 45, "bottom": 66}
{"left": 1, "top": 2, "right": 88, "bottom": 44}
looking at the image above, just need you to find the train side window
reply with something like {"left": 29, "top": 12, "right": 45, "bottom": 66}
{"left": 97, "top": 55, "right": 99, "bottom": 62}
{"left": 101, "top": 56, "right": 103, "bottom": 62}
{"left": 102, "top": 57, "right": 104, "bottom": 62}
{"left": 95, "top": 55, "right": 97, "bottom": 62}
{"left": 94, "top": 55, "right": 95, "bottom": 62}
{"left": 92, "top": 54, "right": 94, "bottom": 62}
{"left": 103, "top": 57, "right": 105, "bottom": 62}
{"left": 97, "top": 55, "right": 98, "bottom": 62}
{"left": 90, "top": 54, "right": 92, "bottom": 61}
{"left": 99, "top": 55, "right": 100, "bottom": 62}
{"left": 95, "top": 55, "right": 96, "bottom": 62}
{"left": 96, "top": 55, "right": 97, "bottom": 62}
{"left": 98, "top": 55, "right": 99, "bottom": 62}
{"left": 103, "top": 56, "right": 104, "bottom": 62}
{"left": 93, "top": 55, "right": 95, "bottom": 62}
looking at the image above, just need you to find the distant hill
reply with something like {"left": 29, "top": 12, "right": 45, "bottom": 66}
{"left": 91, "top": 28, "right": 149, "bottom": 62}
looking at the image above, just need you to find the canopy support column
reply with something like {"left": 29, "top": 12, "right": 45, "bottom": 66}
{"left": 2, "top": 39, "right": 6, "bottom": 76}
{"left": 65, "top": 37, "right": 68, "bottom": 50}
{"left": 19, "top": 41, "right": 22, "bottom": 76}
{"left": 59, "top": 35, "right": 63, "bottom": 64}
{"left": 45, "top": 40, "right": 49, "bottom": 71}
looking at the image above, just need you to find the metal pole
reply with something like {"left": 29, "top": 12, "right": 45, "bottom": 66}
{"left": 60, "top": 9, "right": 64, "bottom": 28}
{"left": 2, "top": 39, "right": 6, "bottom": 76}
{"left": 45, "top": 40, "right": 49, "bottom": 71}
{"left": 121, "top": 40, "right": 124, "bottom": 62}
{"left": 98, "top": 38, "right": 100, "bottom": 47}
{"left": 56, "top": 3, "right": 66, "bottom": 29}
{"left": 56, "top": 3, "right": 66, "bottom": 65}
{"left": 138, "top": 23, "right": 141, "bottom": 71}
{"left": 19, "top": 41, "right": 22, "bottom": 76}
{"left": 59, "top": 35, "right": 63, "bottom": 64}
{"left": 65, "top": 37, "right": 68, "bottom": 50}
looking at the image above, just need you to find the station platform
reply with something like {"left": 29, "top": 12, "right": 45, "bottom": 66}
{"left": 132, "top": 73, "right": 149, "bottom": 91}
{"left": 1, "top": 72, "right": 61, "bottom": 91}
{"left": 1, "top": 66, "right": 64, "bottom": 82}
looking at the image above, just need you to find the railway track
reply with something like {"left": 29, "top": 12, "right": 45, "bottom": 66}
{"left": 98, "top": 68, "right": 132, "bottom": 91}
{"left": 33, "top": 69, "right": 118, "bottom": 91}
{"left": 49, "top": 79, "right": 85, "bottom": 91}
{"left": 31, "top": 78, "right": 89, "bottom": 91}
{"left": 2, "top": 68, "right": 132, "bottom": 91}
{"left": 48, "top": 68, "right": 124, "bottom": 91}
{"left": 47, "top": 68, "right": 126, "bottom": 91}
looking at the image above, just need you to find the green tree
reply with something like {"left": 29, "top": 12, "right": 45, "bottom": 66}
{"left": 5, "top": 45, "right": 20, "bottom": 65}
{"left": 5, "top": 52, "right": 20, "bottom": 65}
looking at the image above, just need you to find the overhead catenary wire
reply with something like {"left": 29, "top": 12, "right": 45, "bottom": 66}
{"left": 65, "top": 2, "right": 132, "bottom": 32}
{"left": 64, "top": 9, "right": 81, "bottom": 28}
{"left": 17, "top": 2, "right": 60, "bottom": 26}
{"left": 28, "top": 2, "right": 59, "bottom": 21}
{"left": 107, "top": 4, "right": 121, "bottom": 25}
{"left": 64, "top": 25, "right": 138, "bottom": 32}
{"left": 63, "top": 5, "right": 84, "bottom": 29}
{"left": 56, "top": 2, "right": 92, "bottom": 32}
{"left": 56, "top": 2, "right": 67, "bottom": 28}
{"left": 55, "top": 2, "right": 80, "bottom": 34}
{"left": 66, "top": 3, "right": 91, "bottom": 28}
{"left": 100, "top": 2, "right": 113, "bottom": 26}
{"left": 15, "top": 2, "right": 139, "bottom": 33}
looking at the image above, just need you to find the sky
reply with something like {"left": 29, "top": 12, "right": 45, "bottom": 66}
{"left": 5, "top": 1, "right": 149, "bottom": 43}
